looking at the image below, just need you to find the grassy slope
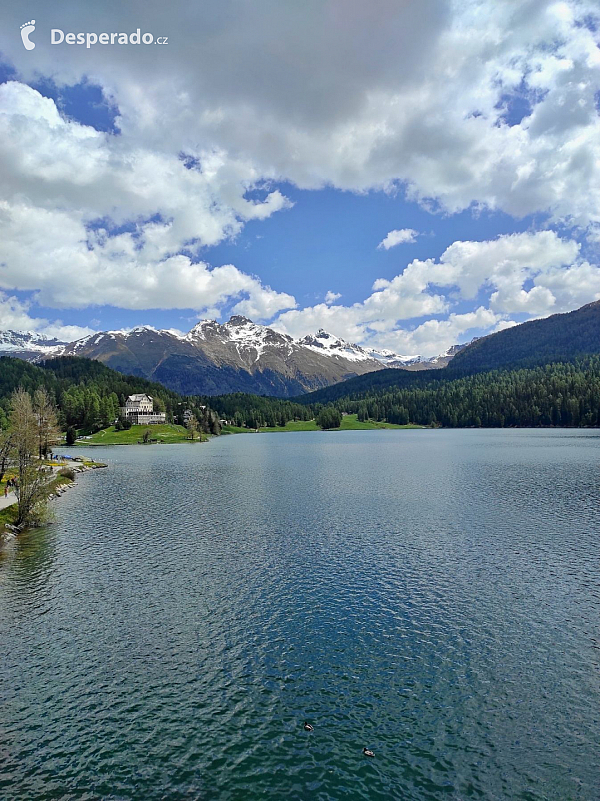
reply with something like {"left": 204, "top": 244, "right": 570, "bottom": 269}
{"left": 224, "top": 414, "right": 424, "bottom": 433}
{"left": 78, "top": 424, "right": 195, "bottom": 445}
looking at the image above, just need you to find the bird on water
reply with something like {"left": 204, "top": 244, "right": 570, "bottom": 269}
{"left": 363, "top": 747, "right": 375, "bottom": 758}
{"left": 303, "top": 721, "right": 314, "bottom": 732}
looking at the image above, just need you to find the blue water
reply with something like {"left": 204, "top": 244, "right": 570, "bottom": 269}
{"left": 1, "top": 429, "right": 599, "bottom": 799}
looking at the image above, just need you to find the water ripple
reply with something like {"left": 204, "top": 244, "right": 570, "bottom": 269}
{"left": 0, "top": 429, "right": 599, "bottom": 800}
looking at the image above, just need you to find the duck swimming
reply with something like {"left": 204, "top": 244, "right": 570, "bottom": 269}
{"left": 363, "top": 747, "right": 375, "bottom": 758}
{"left": 303, "top": 721, "right": 314, "bottom": 732}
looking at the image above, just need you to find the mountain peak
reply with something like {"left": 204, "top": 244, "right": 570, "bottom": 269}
{"left": 227, "top": 315, "right": 254, "bottom": 326}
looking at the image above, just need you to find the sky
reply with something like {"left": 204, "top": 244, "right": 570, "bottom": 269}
{"left": 0, "top": 0, "right": 599, "bottom": 357}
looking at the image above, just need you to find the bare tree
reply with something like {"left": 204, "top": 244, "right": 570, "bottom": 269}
{"left": 10, "top": 388, "right": 50, "bottom": 527}
{"left": 33, "top": 387, "right": 61, "bottom": 459}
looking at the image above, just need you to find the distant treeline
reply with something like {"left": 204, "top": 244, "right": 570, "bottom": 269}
{"left": 3, "top": 352, "right": 600, "bottom": 435}
{"left": 200, "top": 392, "right": 313, "bottom": 428}
{"left": 209, "top": 358, "right": 600, "bottom": 429}
{"left": 325, "top": 358, "right": 600, "bottom": 428}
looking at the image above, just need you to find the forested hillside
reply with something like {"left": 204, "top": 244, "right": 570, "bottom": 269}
{"left": 451, "top": 300, "right": 600, "bottom": 372}
{"left": 209, "top": 358, "right": 600, "bottom": 429}
{"left": 298, "top": 299, "right": 600, "bottom": 406}
{"left": 329, "top": 358, "right": 600, "bottom": 427}
{"left": 0, "top": 356, "right": 216, "bottom": 433}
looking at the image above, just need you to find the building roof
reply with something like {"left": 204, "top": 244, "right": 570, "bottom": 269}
{"left": 127, "top": 394, "right": 152, "bottom": 402}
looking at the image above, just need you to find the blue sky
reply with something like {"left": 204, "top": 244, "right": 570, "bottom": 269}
{"left": 0, "top": 1, "right": 599, "bottom": 356}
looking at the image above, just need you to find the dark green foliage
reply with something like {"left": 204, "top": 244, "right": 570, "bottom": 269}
{"left": 0, "top": 356, "right": 218, "bottom": 435}
{"left": 65, "top": 426, "right": 77, "bottom": 445}
{"left": 153, "top": 359, "right": 312, "bottom": 397}
{"left": 323, "top": 358, "right": 600, "bottom": 428}
{"left": 295, "top": 363, "right": 447, "bottom": 406}
{"left": 191, "top": 357, "right": 600, "bottom": 430}
{"left": 316, "top": 407, "right": 342, "bottom": 429}
{"left": 203, "top": 392, "right": 313, "bottom": 429}
{"left": 452, "top": 300, "right": 600, "bottom": 373}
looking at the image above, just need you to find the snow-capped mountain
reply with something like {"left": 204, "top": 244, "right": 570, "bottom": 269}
{"left": 0, "top": 330, "right": 69, "bottom": 359}
{"left": 297, "top": 329, "right": 376, "bottom": 362}
{"left": 0, "top": 316, "right": 460, "bottom": 397}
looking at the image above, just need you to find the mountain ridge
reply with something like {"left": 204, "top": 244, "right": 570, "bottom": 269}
{"left": 294, "top": 300, "right": 600, "bottom": 405}
{"left": 0, "top": 317, "right": 457, "bottom": 397}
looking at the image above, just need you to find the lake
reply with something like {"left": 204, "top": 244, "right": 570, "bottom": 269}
{"left": 1, "top": 429, "right": 599, "bottom": 800}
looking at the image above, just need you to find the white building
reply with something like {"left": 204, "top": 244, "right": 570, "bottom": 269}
{"left": 120, "top": 394, "right": 166, "bottom": 425}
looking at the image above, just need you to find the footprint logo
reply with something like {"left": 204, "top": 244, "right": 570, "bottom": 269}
{"left": 20, "top": 20, "right": 36, "bottom": 50}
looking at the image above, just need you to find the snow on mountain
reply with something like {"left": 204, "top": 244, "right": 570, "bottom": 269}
{"left": 297, "top": 329, "right": 375, "bottom": 362}
{"left": 296, "top": 329, "right": 455, "bottom": 368}
{"left": 0, "top": 330, "right": 69, "bottom": 357}
{"left": 0, "top": 320, "right": 463, "bottom": 368}
{"left": 365, "top": 348, "right": 423, "bottom": 367}
{"left": 0, "top": 317, "right": 465, "bottom": 395}
{"left": 188, "top": 316, "right": 301, "bottom": 364}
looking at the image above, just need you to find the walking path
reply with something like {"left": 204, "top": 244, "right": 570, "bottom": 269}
{"left": 0, "top": 490, "right": 17, "bottom": 511}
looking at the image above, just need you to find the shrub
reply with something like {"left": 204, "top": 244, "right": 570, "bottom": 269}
{"left": 58, "top": 467, "right": 76, "bottom": 481}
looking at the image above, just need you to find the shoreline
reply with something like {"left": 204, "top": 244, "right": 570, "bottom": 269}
{"left": 0, "top": 459, "right": 107, "bottom": 544}
{"left": 66, "top": 418, "right": 596, "bottom": 447}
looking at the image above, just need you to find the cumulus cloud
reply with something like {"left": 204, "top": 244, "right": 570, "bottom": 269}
{"left": 378, "top": 229, "right": 419, "bottom": 249}
{"left": 0, "top": 1, "right": 599, "bottom": 345}
{"left": 325, "top": 291, "right": 342, "bottom": 304}
{"left": 273, "top": 231, "right": 596, "bottom": 355}
{"left": 1, "top": 1, "right": 598, "bottom": 228}
{"left": 0, "top": 292, "right": 93, "bottom": 340}
{"left": 375, "top": 308, "right": 503, "bottom": 358}
{"left": 0, "top": 83, "right": 294, "bottom": 319}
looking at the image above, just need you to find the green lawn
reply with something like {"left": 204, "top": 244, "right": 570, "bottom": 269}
{"left": 77, "top": 424, "right": 198, "bottom": 445}
{"left": 229, "top": 414, "right": 425, "bottom": 433}
{"left": 220, "top": 424, "right": 253, "bottom": 435}
{"left": 260, "top": 419, "right": 320, "bottom": 432}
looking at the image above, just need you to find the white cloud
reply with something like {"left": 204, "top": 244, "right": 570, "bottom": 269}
{"left": 374, "top": 307, "right": 503, "bottom": 357}
{"left": 378, "top": 229, "right": 419, "bottom": 249}
{"left": 273, "top": 231, "right": 591, "bottom": 355}
{"left": 325, "top": 291, "right": 342, "bottom": 304}
{"left": 0, "top": 2, "right": 599, "bottom": 346}
{"left": 0, "top": 292, "right": 93, "bottom": 340}
{"left": 0, "top": 2, "right": 597, "bottom": 231}
{"left": 0, "top": 199, "right": 296, "bottom": 317}
{"left": 0, "top": 83, "right": 295, "bottom": 320}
